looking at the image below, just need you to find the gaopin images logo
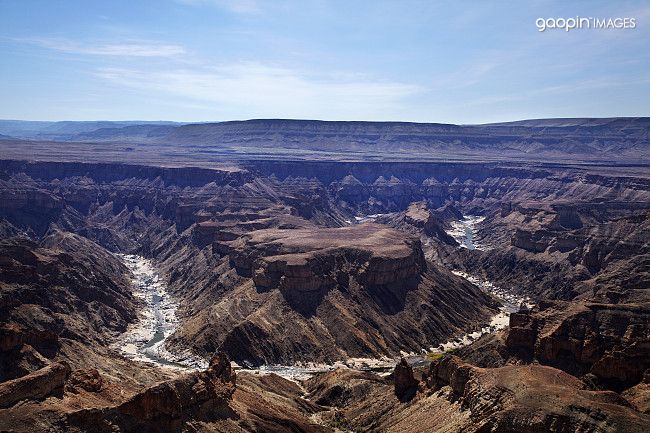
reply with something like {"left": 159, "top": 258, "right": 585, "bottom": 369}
{"left": 536, "top": 17, "right": 636, "bottom": 32}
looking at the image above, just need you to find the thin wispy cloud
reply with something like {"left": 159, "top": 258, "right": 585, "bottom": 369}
{"left": 175, "top": 0, "right": 261, "bottom": 14}
{"left": 22, "top": 37, "right": 186, "bottom": 57}
{"left": 96, "top": 62, "right": 421, "bottom": 119}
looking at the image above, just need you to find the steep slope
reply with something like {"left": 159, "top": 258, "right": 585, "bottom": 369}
{"left": 0, "top": 231, "right": 136, "bottom": 348}
{"left": 443, "top": 203, "right": 650, "bottom": 301}
{"left": 302, "top": 357, "right": 650, "bottom": 433}
{"left": 0, "top": 155, "right": 648, "bottom": 431}
{"left": 505, "top": 301, "right": 650, "bottom": 391}
{"left": 167, "top": 223, "right": 497, "bottom": 365}
{"left": 0, "top": 352, "right": 332, "bottom": 433}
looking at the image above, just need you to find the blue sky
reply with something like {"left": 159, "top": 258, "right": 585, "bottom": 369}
{"left": 1, "top": 0, "right": 649, "bottom": 123}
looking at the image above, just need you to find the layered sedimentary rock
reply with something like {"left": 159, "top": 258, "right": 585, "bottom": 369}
{"left": 3, "top": 118, "right": 649, "bottom": 163}
{"left": 158, "top": 118, "right": 650, "bottom": 161}
{"left": 66, "top": 352, "right": 237, "bottom": 431}
{"left": 300, "top": 355, "right": 650, "bottom": 432}
{"left": 375, "top": 201, "right": 458, "bottom": 245}
{"left": 505, "top": 301, "right": 650, "bottom": 390}
{"left": 0, "top": 361, "right": 70, "bottom": 408}
{"left": 0, "top": 324, "right": 57, "bottom": 381}
{"left": 442, "top": 201, "right": 650, "bottom": 302}
{"left": 0, "top": 153, "right": 648, "bottom": 432}
{"left": 169, "top": 223, "right": 497, "bottom": 365}
{"left": 229, "top": 223, "right": 425, "bottom": 295}
{"left": 424, "top": 355, "right": 650, "bottom": 433}
{"left": 0, "top": 351, "right": 332, "bottom": 433}
{"left": 0, "top": 232, "right": 137, "bottom": 345}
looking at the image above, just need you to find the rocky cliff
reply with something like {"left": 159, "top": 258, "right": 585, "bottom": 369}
{"left": 423, "top": 355, "right": 650, "bottom": 432}
{"left": 168, "top": 223, "right": 497, "bottom": 365}
{"left": 505, "top": 301, "right": 650, "bottom": 391}
{"left": 65, "top": 352, "right": 237, "bottom": 432}
{"left": 0, "top": 232, "right": 137, "bottom": 346}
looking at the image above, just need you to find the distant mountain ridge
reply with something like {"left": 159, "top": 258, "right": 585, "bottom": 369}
{"left": 0, "top": 120, "right": 184, "bottom": 141}
{"left": 0, "top": 117, "right": 648, "bottom": 162}
{"left": 160, "top": 117, "right": 650, "bottom": 159}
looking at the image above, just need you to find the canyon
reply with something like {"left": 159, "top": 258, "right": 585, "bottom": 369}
{"left": 0, "top": 118, "right": 649, "bottom": 432}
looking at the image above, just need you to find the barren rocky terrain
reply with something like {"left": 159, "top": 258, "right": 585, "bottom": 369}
{"left": 0, "top": 117, "right": 649, "bottom": 432}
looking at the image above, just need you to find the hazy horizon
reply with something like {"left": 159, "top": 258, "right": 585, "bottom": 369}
{"left": 2, "top": 115, "right": 648, "bottom": 127}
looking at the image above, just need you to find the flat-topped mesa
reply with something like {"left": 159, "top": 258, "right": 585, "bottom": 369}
{"left": 227, "top": 223, "right": 425, "bottom": 296}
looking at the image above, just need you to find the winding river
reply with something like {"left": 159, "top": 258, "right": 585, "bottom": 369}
{"left": 447, "top": 215, "right": 487, "bottom": 250}
{"left": 426, "top": 271, "right": 532, "bottom": 353}
{"left": 113, "top": 255, "right": 206, "bottom": 370}
{"left": 113, "top": 252, "right": 530, "bottom": 379}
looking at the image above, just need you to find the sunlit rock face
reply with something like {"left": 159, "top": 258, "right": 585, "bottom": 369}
{"left": 228, "top": 223, "right": 424, "bottom": 296}
{"left": 505, "top": 301, "right": 650, "bottom": 391}
{"left": 169, "top": 222, "right": 497, "bottom": 366}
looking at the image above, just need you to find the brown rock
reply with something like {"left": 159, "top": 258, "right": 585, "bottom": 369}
{"left": 426, "top": 355, "right": 473, "bottom": 398}
{"left": 231, "top": 223, "right": 425, "bottom": 294}
{"left": 511, "top": 302, "right": 650, "bottom": 390}
{"left": 422, "top": 358, "right": 650, "bottom": 432}
{"left": 504, "top": 311, "right": 538, "bottom": 358}
{"left": 0, "top": 361, "right": 70, "bottom": 408}
{"left": 66, "top": 368, "right": 103, "bottom": 393}
{"left": 622, "top": 381, "right": 650, "bottom": 414}
{"left": 0, "top": 323, "right": 58, "bottom": 354}
{"left": 117, "top": 352, "right": 235, "bottom": 420}
{"left": 393, "top": 358, "right": 418, "bottom": 400}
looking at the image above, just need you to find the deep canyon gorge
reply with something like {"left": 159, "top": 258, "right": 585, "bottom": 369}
{"left": 0, "top": 118, "right": 649, "bottom": 432}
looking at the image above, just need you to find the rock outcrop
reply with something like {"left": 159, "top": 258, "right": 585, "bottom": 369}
{"left": 0, "top": 361, "right": 70, "bottom": 408}
{"left": 66, "top": 352, "right": 236, "bottom": 432}
{"left": 116, "top": 352, "right": 235, "bottom": 420}
{"left": 423, "top": 355, "right": 650, "bottom": 432}
{"left": 0, "top": 149, "right": 648, "bottom": 432}
{"left": 229, "top": 223, "right": 425, "bottom": 297}
{"left": 504, "top": 301, "right": 650, "bottom": 390}
{"left": 393, "top": 358, "right": 418, "bottom": 401}
{"left": 169, "top": 223, "right": 496, "bottom": 365}
{"left": 376, "top": 201, "right": 458, "bottom": 245}
{"left": 0, "top": 233, "right": 137, "bottom": 346}
{"left": 65, "top": 368, "right": 103, "bottom": 393}
{"left": 299, "top": 355, "right": 650, "bottom": 433}
{"left": 0, "top": 355, "right": 332, "bottom": 433}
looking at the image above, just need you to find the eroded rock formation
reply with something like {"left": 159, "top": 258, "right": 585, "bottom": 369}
{"left": 0, "top": 361, "right": 70, "bottom": 408}
{"left": 505, "top": 301, "right": 650, "bottom": 390}
{"left": 0, "top": 150, "right": 648, "bottom": 432}
{"left": 423, "top": 355, "right": 650, "bottom": 433}
{"left": 393, "top": 358, "right": 418, "bottom": 401}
